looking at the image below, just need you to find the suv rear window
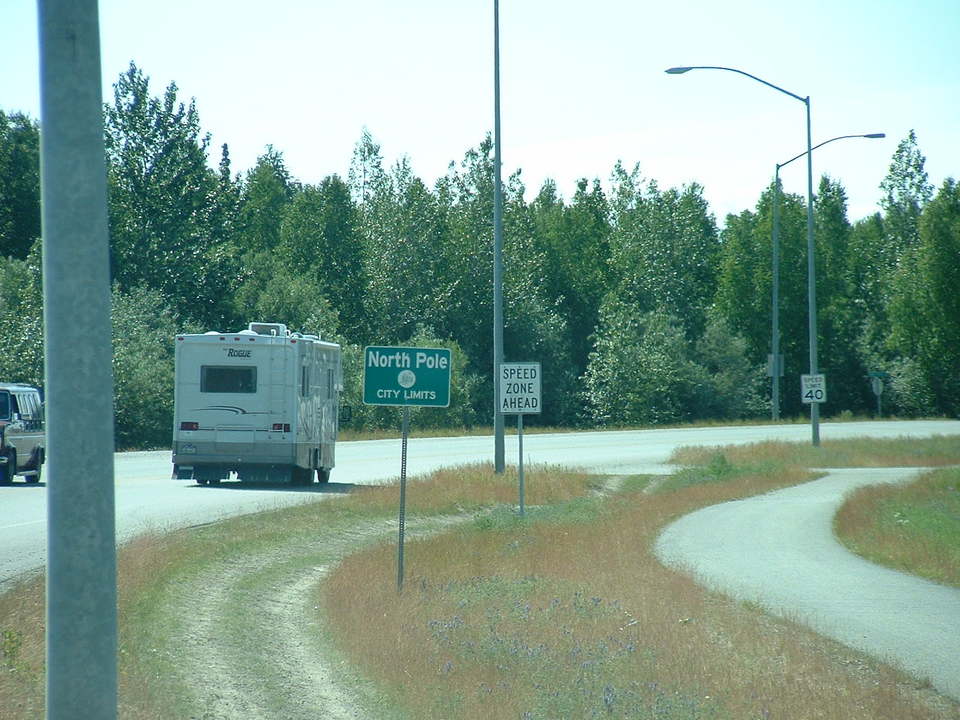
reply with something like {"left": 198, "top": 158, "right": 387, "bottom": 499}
{"left": 201, "top": 366, "right": 257, "bottom": 393}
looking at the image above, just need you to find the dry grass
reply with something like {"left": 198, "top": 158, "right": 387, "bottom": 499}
{"left": 323, "top": 464, "right": 958, "bottom": 719}
{"left": 0, "top": 574, "right": 44, "bottom": 719}
{"left": 342, "top": 462, "right": 598, "bottom": 515}
{"left": 835, "top": 467, "right": 960, "bottom": 588}
{"left": 0, "top": 529, "right": 198, "bottom": 719}
{"left": 671, "top": 435, "right": 960, "bottom": 469}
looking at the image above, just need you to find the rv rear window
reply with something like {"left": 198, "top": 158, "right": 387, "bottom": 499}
{"left": 0, "top": 392, "right": 9, "bottom": 420}
{"left": 201, "top": 366, "right": 257, "bottom": 393}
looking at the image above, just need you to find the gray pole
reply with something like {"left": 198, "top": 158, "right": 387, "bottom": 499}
{"left": 517, "top": 414, "right": 524, "bottom": 516}
{"left": 397, "top": 406, "right": 409, "bottom": 591}
{"left": 492, "top": 0, "right": 505, "bottom": 472}
{"left": 803, "top": 98, "right": 820, "bottom": 447}
{"left": 773, "top": 133, "right": 883, "bottom": 429}
{"left": 38, "top": 1, "right": 118, "bottom": 718}
{"left": 771, "top": 166, "right": 781, "bottom": 421}
{"left": 665, "top": 67, "right": 820, "bottom": 444}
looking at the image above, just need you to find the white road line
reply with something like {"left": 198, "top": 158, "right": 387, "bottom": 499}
{"left": 0, "top": 519, "right": 45, "bottom": 530}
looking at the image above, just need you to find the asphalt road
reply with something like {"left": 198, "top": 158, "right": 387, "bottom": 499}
{"left": 655, "top": 466, "right": 960, "bottom": 702}
{"left": 2, "top": 419, "right": 958, "bottom": 591}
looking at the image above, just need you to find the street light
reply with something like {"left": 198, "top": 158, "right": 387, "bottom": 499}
{"left": 770, "top": 133, "right": 884, "bottom": 421}
{"left": 666, "top": 65, "right": 822, "bottom": 445}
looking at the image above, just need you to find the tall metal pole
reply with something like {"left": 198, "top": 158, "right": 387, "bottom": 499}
{"left": 773, "top": 132, "right": 883, "bottom": 427}
{"left": 38, "top": 1, "right": 118, "bottom": 717}
{"left": 492, "top": 0, "right": 505, "bottom": 472}
{"left": 771, "top": 166, "right": 781, "bottom": 421}
{"left": 803, "top": 98, "right": 820, "bottom": 446}
{"left": 665, "top": 66, "right": 817, "bottom": 445}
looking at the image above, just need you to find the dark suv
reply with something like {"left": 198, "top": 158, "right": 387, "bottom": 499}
{"left": 0, "top": 383, "right": 45, "bottom": 484}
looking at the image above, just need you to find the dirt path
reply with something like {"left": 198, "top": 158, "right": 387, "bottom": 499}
{"left": 157, "top": 515, "right": 460, "bottom": 719}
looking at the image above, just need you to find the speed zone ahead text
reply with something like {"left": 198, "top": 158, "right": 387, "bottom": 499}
{"left": 499, "top": 362, "right": 541, "bottom": 414}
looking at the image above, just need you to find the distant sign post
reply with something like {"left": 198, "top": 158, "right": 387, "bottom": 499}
{"left": 801, "top": 373, "right": 827, "bottom": 405}
{"left": 868, "top": 371, "right": 888, "bottom": 417}
{"left": 499, "top": 362, "right": 541, "bottom": 516}
{"left": 363, "top": 346, "right": 451, "bottom": 591}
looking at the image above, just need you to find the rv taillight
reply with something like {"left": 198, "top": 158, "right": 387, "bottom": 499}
{"left": 272, "top": 423, "right": 291, "bottom": 432}
{"left": 180, "top": 421, "right": 199, "bottom": 431}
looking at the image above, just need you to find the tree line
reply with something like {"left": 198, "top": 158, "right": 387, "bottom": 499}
{"left": 1, "top": 63, "right": 957, "bottom": 448}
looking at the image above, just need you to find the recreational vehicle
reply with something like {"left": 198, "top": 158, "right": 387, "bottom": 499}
{"left": 172, "top": 323, "right": 342, "bottom": 485}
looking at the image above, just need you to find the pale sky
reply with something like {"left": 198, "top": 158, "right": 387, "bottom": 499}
{"left": 2, "top": 0, "right": 958, "bottom": 224}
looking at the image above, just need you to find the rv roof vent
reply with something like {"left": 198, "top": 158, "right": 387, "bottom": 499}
{"left": 238, "top": 329, "right": 257, "bottom": 335}
{"left": 248, "top": 322, "right": 288, "bottom": 337}
{"left": 204, "top": 331, "right": 221, "bottom": 335}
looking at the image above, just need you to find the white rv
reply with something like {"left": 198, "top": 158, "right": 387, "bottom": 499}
{"left": 172, "top": 322, "right": 342, "bottom": 485}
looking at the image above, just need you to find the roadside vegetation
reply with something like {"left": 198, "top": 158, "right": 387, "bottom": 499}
{"left": 1, "top": 436, "right": 958, "bottom": 718}
{"left": 835, "top": 466, "right": 960, "bottom": 588}
{"left": 323, "top": 438, "right": 960, "bottom": 719}
{"left": 5, "top": 85, "right": 960, "bottom": 452}
{"left": 671, "top": 433, "right": 960, "bottom": 469}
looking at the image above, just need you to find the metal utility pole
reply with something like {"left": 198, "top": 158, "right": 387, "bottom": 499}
{"left": 666, "top": 65, "right": 820, "bottom": 445}
{"left": 771, "top": 168, "right": 782, "bottom": 421}
{"left": 39, "top": 1, "right": 118, "bottom": 717}
{"left": 802, "top": 97, "right": 819, "bottom": 446}
{"left": 492, "top": 0, "right": 505, "bottom": 472}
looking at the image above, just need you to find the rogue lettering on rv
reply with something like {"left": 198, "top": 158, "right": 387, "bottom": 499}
{"left": 227, "top": 349, "right": 252, "bottom": 358}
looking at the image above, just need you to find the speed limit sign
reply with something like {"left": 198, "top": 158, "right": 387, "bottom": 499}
{"left": 801, "top": 374, "right": 827, "bottom": 404}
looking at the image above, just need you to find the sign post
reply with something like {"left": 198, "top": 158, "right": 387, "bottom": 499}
{"left": 498, "top": 362, "right": 541, "bottom": 515}
{"left": 363, "top": 346, "right": 451, "bottom": 591}
{"left": 868, "top": 371, "right": 888, "bottom": 418}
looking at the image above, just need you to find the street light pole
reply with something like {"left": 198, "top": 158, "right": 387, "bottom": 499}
{"left": 493, "top": 0, "right": 505, "bottom": 472}
{"left": 666, "top": 65, "right": 820, "bottom": 445}
{"left": 802, "top": 97, "right": 820, "bottom": 445}
{"left": 771, "top": 133, "right": 884, "bottom": 423}
{"left": 771, "top": 165, "right": 782, "bottom": 420}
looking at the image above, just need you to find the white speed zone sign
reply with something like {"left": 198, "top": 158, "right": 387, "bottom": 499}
{"left": 801, "top": 374, "right": 827, "bottom": 404}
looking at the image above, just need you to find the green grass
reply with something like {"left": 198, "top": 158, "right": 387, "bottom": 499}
{"left": 835, "top": 467, "right": 960, "bottom": 588}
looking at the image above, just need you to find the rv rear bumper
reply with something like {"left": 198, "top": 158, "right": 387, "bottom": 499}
{"left": 173, "top": 440, "right": 296, "bottom": 467}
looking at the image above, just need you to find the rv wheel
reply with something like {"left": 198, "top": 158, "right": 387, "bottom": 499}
{"left": 317, "top": 468, "right": 330, "bottom": 484}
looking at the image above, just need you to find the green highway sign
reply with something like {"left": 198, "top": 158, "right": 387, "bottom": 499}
{"left": 363, "top": 346, "right": 451, "bottom": 407}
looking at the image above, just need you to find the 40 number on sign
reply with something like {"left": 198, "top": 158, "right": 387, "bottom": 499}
{"left": 801, "top": 374, "right": 827, "bottom": 404}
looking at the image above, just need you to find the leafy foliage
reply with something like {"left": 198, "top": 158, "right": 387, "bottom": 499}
{"left": 103, "top": 64, "right": 238, "bottom": 328}
{"left": 111, "top": 286, "right": 187, "bottom": 448}
{"left": 0, "top": 241, "right": 44, "bottom": 385}
{"left": 2, "top": 83, "right": 957, "bottom": 447}
{"left": 0, "top": 111, "right": 41, "bottom": 259}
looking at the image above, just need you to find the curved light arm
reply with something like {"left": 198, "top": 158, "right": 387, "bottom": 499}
{"left": 778, "top": 133, "right": 885, "bottom": 170}
{"left": 665, "top": 65, "right": 807, "bottom": 104}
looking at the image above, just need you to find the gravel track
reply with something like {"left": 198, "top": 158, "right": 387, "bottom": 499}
{"left": 161, "top": 526, "right": 377, "bottom": 719}
{"left": 156, "top": 515, "right": 463, "bottom": 719}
